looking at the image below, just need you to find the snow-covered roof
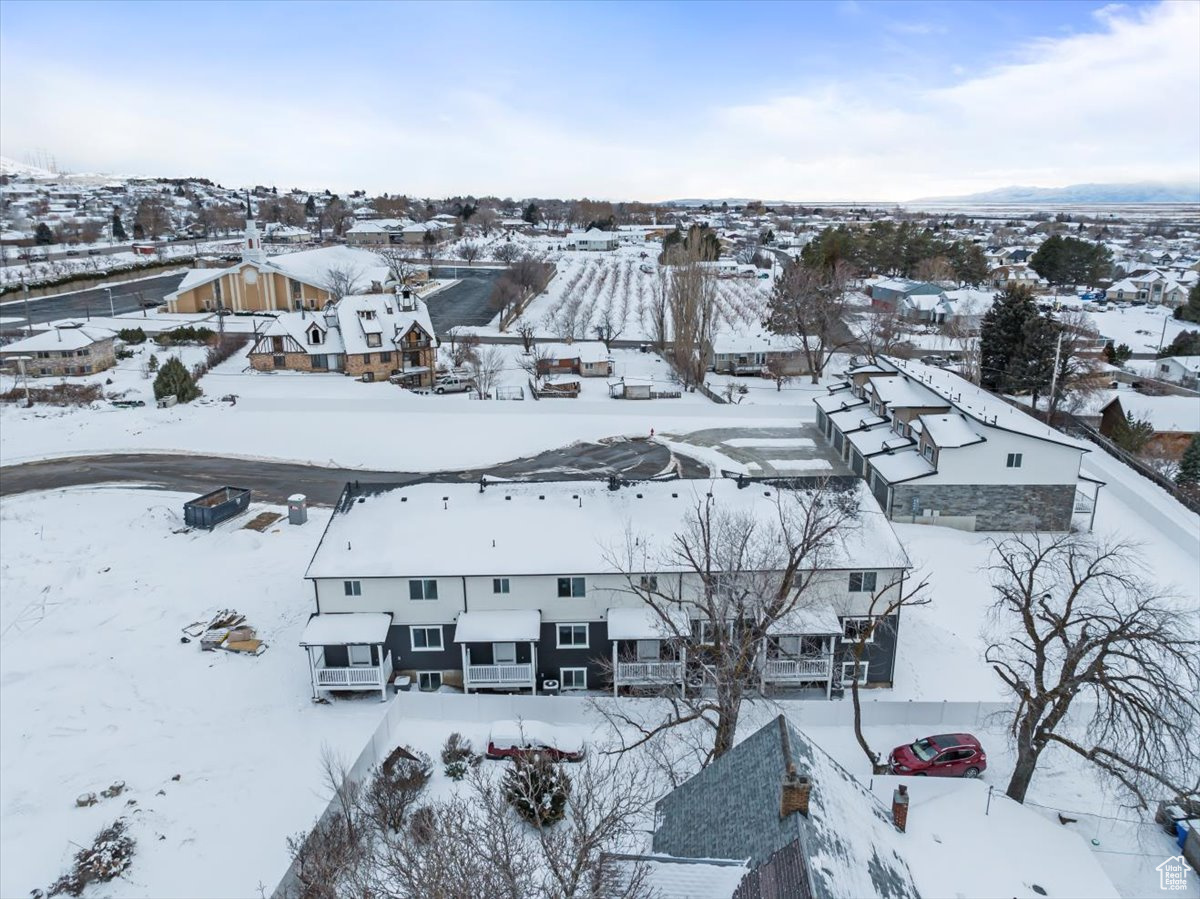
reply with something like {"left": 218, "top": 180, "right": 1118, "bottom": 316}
{"left": 870, "top": 375, "right": 948, "bottom": 409}
{"left": 267, "top": 245, "right": 390, "bottom": 288}
{"left": 711, "top": 330, "right": 794, "bottom": 355}
{"left": 305, "top": 479, "right": 908, "bottom": 580}
{"left": 540, "top": 341, "right": 610, "bottom": 364}
{"left": 866, "top": 778, "right": 1119, "bottom": 899}
{"left": 259, "top": 312, "right": 346, "bottom": 355}
{"left": 765, "top": 602, "right": 841, "bottom": 635}
{"left": 453, "top": 610, "right": 540, "bottom": 643}
{"left": 1, "top": 324, "right": 114, "bottom": 352}
{"left": 606, "top": 606, "right": 689, "bottom": 640}
{"left": 1161, "top": 355, "right": 1200, "bottom": 372}
{"left": 604, "top": 856, "right": 748, "bottom": 899}
{"left": 336, "top": 293, "right": 437, "bottom": 355}
{"left": 869, "top": 448, "right": 937, "bottom": 484}
{"left": 487, "top": 720, "right": 586, "bottom": 753}
{"left": 1107, "top": 395, "right": 1200, "bottom": 433}
{"left": 827, "top": 407, "right": 887, "bottom": 432}
{"left": 845, "top": 426, "right": 915, "bottom": 457}
{"left": 814, "top": 392, "right": 866, "bottom": 414}
{"left": 299, "top": 612, "right": 392, "bottom": 646}
{"left": 921, "top": 413, "right": 985, "bottom": 448}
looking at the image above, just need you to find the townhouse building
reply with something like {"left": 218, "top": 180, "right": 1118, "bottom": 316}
{"left": 298, "top": 478, "right": 912, "bottom": 702}
{"left": 815, "top": 357, "right": 1096, "bottom": 531}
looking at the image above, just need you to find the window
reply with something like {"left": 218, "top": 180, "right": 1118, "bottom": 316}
{"left": 410, "top": 626, "right": 443, "bottom": 651}
{"left": 362, "top": 354, "right": 372, "bottom": 365}
{"left": 418, "top": 671, "right": 442, "bottom": 691}
{"left": 922, "top": 444, "right": 934, "bottom": 461}
{"left": 311, "top": 354, "right": 327, "bottom": 370}
{"left": 561, "top": 668, "right": 587, "bottom": 691}
{"left": 841, "top": 617, "right": 875, "bottom": 643}
{"left": 1006, "top": 453, "right": 1023, "bottom": 468}
{"left": 290, "top": 278, "right": 301, "bottom": 299}
{"left": 636, "top": 640, "right": 660, "bottom": 661}
{"left": 557, "top": 624, "right": 589, "bottom": 649}
{"left": 409, "top": 579, "right": 438, "bottom": 600}
{"left": 36, "top": 351, "right": 50, "bottom": 359}
{"left": 842, "top": 660, "right": 869, "bottom": 686}
{"left": 348, "top": 644, "right": 372, "bottom": 666}
{"left": 493, "top": 578, "right": 510, "bottom": 594}
{"left": 294, "top": 299, "right": 303, "bottom": 311}
{"left": 273, "top": 354, "right": 286, "bottom": 369}
{"left": 639, "top": 575, "right": 658, "bottom": 592}
{"left": 367, "top": 333, "right": 382, "bottom": 348}
{"left": 698, "top": 619, "right": 733, "bottom": 645}
{"left": 379, "top": 351, "right": 392, "bottom": 363}
{"left": 848, "top": 571, "right": 877, "bottom": 593}
{"left": 493, "top": 642, "right": 516, "bottom": 664}
{"left": 557, "top": 577, "right": 586, "bottom": 598}
{"left": 343, "top": 580, "right": 362, "bottom": 596}
{"left": 308, "top": 328, "right": 323, "bottom": 345}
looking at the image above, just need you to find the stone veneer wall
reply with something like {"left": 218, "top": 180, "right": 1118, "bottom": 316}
{"left": 889, "top": 483, "right": 1076, "bottom": 531}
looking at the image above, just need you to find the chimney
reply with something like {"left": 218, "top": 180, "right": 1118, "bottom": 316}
{"left": 892, "top": 784, "right": 909, "bottom": 833}
{"left": 780, "top": 764, "right": 811, "bottom": 818}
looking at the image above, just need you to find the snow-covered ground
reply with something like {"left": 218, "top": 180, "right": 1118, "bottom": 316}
{"left": 0, "top": 488, "right": 387, "bottom": 899}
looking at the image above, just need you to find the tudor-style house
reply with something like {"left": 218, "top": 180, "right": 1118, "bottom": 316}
{"left": 298, "top": 478, "right": 912, "bottom": 701}
{"left": 248, "top": 287, "right": 437, "bottom": 387}
{"left": 815, "top": 357, "right": 1097, "bottom": 532}
{"left": 165, "top": 216, "right": 391, "bottom": 314}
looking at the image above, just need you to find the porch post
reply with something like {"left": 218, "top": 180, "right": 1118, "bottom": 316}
{"left": 377, "top": 643, "right": 387, "bottom": 702}
{"left": 612, "top": 642, "right": 619, "bottom": 698}
{"left": 461, "top": 644, "right": 470, "bottom": 694}
{"left": 679, "top": 644, "right": 687, "bottom": 697}
{"left": 759, "top": 635, "right": 767, "bottom": 696}
{"left": 825, "top": 637, "right": 833, "bottom": 700}
{"left": 307, "top": 646, "right": 320, "bottom": 702}
{"left": 530, "top": 641, "right": 537, "bottom": 695}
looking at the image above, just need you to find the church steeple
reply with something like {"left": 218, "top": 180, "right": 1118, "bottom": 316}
{"left": 242, "top": 190, "right": 264, "bottom": 264}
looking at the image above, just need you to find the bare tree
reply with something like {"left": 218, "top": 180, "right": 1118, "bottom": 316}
{"left": 456, "top": 239, "right": 482, "bottom": 266}
{"left": 985, "top": 533, "right": 1200, "bottom": 806}
{"left": 516, "top": 321, "right": 536, "bottom": 353}
{"left": 599, "top": 480, "right": 866, "bottom": 764}
{"left": 913, "top": 255, "right": 956, "bottom": 284}
{"left": 646, "top": 268, "right": 670, "bottom": 350}
{"left": 378, "top": 246, "right": 418, "bottom": 288}
{"left": 765, "top": 261, "right": 853, "bottom": 383}
{"left": 421, "top": 230, "right": 440, "bottom": 270}
{"left": 666, "top": 250, "right": 717, "bottom": 387}
{"left": 466, "top": 345, "right": 506, "bottom": 399}
{"left": 593, "top": 307, "right": 624, "bottom": 352}
{"left": 323, "top": 265, "right": 363, "bottom": 302}
{"left": 1047, "top": 309, "right": 1105, "bottom": 420}
{"left": 840, "top": 572, "right": 930, "bottom": 772}
{"left": 475, "top": 206, "right": 499, "bottom": 237}
{"left": 518, "top": 344, "right": 553, "bottom": 388}
{"left": 764, "top": 355, "right": 792, "bottom": 392}
{"left": 858, "top": 308, "right": 907, "bottom": 364}
{"left": 494, "top": 242, "right": 523, "bottom": 265}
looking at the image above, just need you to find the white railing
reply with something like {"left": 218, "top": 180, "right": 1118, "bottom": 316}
{"left": 315, "top": 652, "right": 391, "bottom": 688}
{"left": 467, "top": 663, "right": 534, "bottom": 685}
{"left": 617, "top": 661, "right": 683, "bottom": 683}
{"left": 763, "top": 656, "right": 832, "bottom": 681}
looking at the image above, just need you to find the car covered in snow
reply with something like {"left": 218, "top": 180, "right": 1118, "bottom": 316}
{"left": 888, "top": 733, "right": 987, "bottom": 778}
{"left": 485, "top": 720, "right": 586, "bottom": 762}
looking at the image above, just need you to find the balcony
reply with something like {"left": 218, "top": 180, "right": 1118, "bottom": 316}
{"left": 314, "top": 651, "right": 392, "bottom": 693}
{"left": 762, "top": 656, "right": 832, "bottom": 683}
{"left": 466, "top": 663, "right": 535, "bottom": 689}
{"left": 616, "top": 660, "right": 683, "bottom": 685}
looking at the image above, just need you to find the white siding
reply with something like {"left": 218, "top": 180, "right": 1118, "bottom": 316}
{"left": 315, "top": 576, "right": 464, "bottom": 624}
{"left": 928, "top": 426, "right": 1082, "bottom": 486}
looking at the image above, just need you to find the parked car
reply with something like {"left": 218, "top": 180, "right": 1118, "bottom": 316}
{"left": 65, "top": 249, "right": 79, "bottom": 256}
{"left": 888, "top": 733, "right": 986, "bottom": 778}
{"left": 486, "top": 720, "right": 586, "bottom": 762}
{"left": 434, "top": 374, "right": 474, "bottom": 394}
{"left": 87, "top": 248, "right": 102, "bottom": 256}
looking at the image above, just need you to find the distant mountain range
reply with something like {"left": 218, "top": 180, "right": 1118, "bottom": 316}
{"left": 910, "top": 182, "right": 1200, "bottom": 205}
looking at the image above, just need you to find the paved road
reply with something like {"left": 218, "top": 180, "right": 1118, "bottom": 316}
{"left": 425, "top": 268, "right": 505, "bottom": 332}
{"left": 0, "top": 273, "right": 188, "bottom": 325}
{"left": 0, "top": 439, "right": 709, "bottom": 505}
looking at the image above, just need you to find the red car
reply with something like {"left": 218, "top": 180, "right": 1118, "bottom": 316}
{"left": 485, "top": 720, "right": 585, "bottom": 763}
{"left": 888, "top": 733, "right": 987, "bottom": 778}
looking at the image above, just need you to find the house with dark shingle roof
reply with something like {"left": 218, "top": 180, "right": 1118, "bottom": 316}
{"left": 627, "top": 715, "right": 921, "bottom": 899}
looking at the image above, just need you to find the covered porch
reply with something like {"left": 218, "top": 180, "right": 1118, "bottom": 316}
{"left": 454, "top": 610, "right": 539, "bottom": 694}
{"left": 761, "top": 604, "right": 839, "bottom": 698}
{"left": 299, "top": 612, "right": 394, "bottom": 702}
{"left": 607, "top": 606, "right": 687, "bottom": 696}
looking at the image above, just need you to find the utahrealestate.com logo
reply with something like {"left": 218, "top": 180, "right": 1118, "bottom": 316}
{"left": 1157, "top": 855, "right": 1191, "bottom": 891}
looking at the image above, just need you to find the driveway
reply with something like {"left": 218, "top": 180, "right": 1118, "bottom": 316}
{"left": 0, "top": 438, "right": 710, "bottom": 505}
{"left": 424, "top": 267, "right": 505, "bottom": 332}
{"left": 661, "top": 425, "right": 850, "bottom": 477}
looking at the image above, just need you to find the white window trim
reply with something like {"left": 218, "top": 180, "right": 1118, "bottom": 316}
{"left": 841, "top": 617, "right": 876, "bottom": 644}
{"left": 560, "top": 667, "right": 588, "bottom": 691}
{"left": 698, "top": 619, "right": 733, "bottom": 646}
{"left": 410, "top": 625, "right": 443, "bottom": 652}
{"left": 348, "top": 644, "right": 372, "bottom": 666}
{"left": 557, "top": 576, "right": 586, "bottom": 598}
{"left": 409, "top": 578, "right": 438, "bottom": 601}
{"left": 493, "top": 642, "right": 517, "bottom": 664}
{"left": 556, "top": 623, "right": 589, "bottom": 649}
{"left": 841, "top": 660, "right": 869, "bottom": 686}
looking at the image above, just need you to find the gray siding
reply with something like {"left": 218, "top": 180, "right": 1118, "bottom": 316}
{"left": 833, "top": 613, "right": 899, "bottom": 686}
{"left": 386, "top": 623, "right": 457, "bottom": 672}
{"left": 537, "top": 621, "right": 609, "bottom": 687}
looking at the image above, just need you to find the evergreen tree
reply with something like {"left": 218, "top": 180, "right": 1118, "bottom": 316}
{"left": 304, "top": 195, "right": 317, "bottom": 217}
{"left": 1176, "top": 434, "right": 1200, "bottom": 487}
{"left": 1103, "top": 341, "right": 1132, "bottom": 366}
{"left": 522, "top": 202, "right": 540, "bottom": 226}
{"left": 979, "top": 284, "right": 1039, "bottom": 391}
{"left": 112, "top": 208, "right": 127, "bottom": 241}
{"left": 1016, "top": 311, "right": 1059, "bottom": 410}
{"left": 1030, "top": 235, "right": 1111, "bottom": 286}
{"left": 1110, "top": 412, "right": 1154, "bottom": 454}
{"left": 34, "top": 223, "right": 53, "bottom": 245}
{"left": 1174, "top": 284, "right": 1200, "bottom": 324}
{"left": 1158, "top": 330, "right": 1200, "bottom": 358}
{"left": 153, "top": 356, "right": 200, "bottom": 403}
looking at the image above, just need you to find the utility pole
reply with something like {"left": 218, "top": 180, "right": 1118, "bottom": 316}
{"left": 1158, "top": 312, "right": 1170, "bottom": 353}
{"left": 1047, "top": 327, "right": 1064, "bottom": 418}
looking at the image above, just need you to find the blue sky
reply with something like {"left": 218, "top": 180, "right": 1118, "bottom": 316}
{"left": 1, "top": 0, "right": 1197, "bottom": 200}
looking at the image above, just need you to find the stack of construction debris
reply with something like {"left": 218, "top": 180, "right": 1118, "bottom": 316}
{"left": 182, "top": 609, "right": 267, "bottom": 655}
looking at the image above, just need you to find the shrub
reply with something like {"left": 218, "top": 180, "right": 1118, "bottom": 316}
{"left": 440, "top": 732, "right": 480, "bottom": 780}
{"left": 502, "top": 753, "right": 570, "bottom": 827}
{"left": 0, "top": 383, "right": 103, "bottom": 406}
{"left": 360, "top": 746, "right": 433, "bottom": 832}
{"left": 153, "top": 356, "right": 200, "bottom": 403}
{"left": 408, "top": 805, "right": 436, "bottom": 845}
{"left": 147, "top": 354, "right": 159, "bottom": 372}
{"left": 115, "top": 350, "right": 134, "bottom": 360}
{"left": 116, "top": 327, "right": 147, "bottom": 345}
{"left": 47, "top": 818, "right": 135, "bottom": 897}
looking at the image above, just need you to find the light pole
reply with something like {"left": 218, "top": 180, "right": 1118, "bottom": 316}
{"left": 22, "top": 281, "right": 32, "bottom": 335}
{"left": 106, "top": 287, "right": 115, "bottom": 318}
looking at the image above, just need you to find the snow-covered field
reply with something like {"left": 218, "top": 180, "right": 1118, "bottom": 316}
{"left": 0, "top": 488, "right": 387, "bottom": 899}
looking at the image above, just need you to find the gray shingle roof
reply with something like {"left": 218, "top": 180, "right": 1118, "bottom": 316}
{"left": 652, "top": 716, "right": 920, "bottom": 899}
